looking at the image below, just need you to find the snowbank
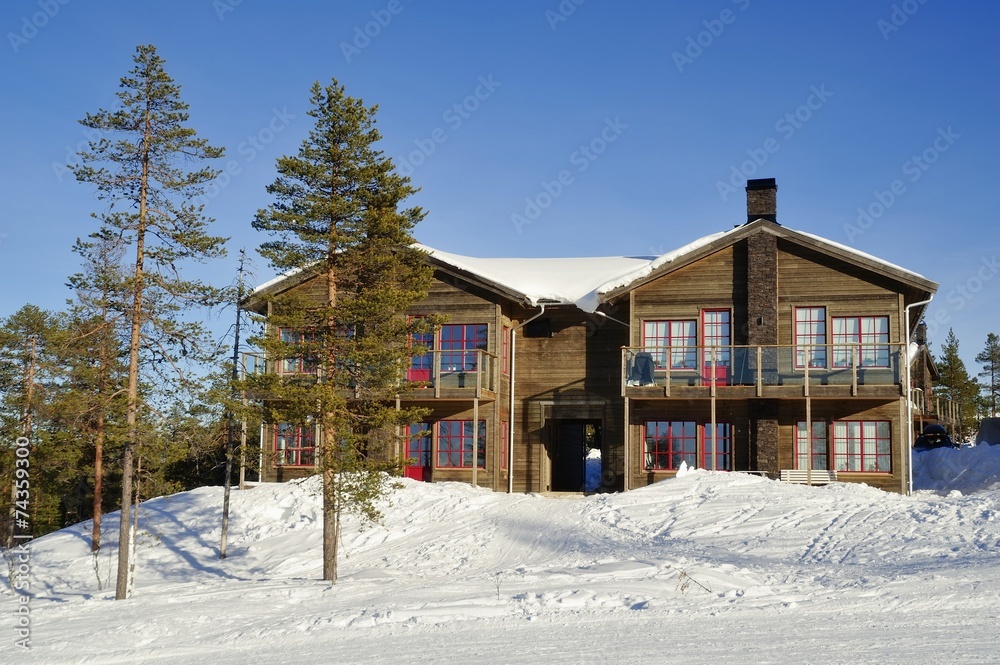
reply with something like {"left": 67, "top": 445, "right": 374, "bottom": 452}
{"left": 913, "top": 442, "right": 1000, "bottom": 494}
{"left": 4, "top": 449, "right": 1000, "bottom": 663}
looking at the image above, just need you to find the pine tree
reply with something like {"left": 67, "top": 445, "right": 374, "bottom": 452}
{"left": 976, "top": 332, "right": 1000, "bottom": 417}
{"left": 251, "top": 78, "right": 436, "bottom": 582}
{"left": 64, "top": 229, "right": 130, "bottom": 551}
{"left": 71, "top": 44, "right": 227, "bottom": 600}
{"left": 933, "top": 328, "right": 980, "bottom": 440}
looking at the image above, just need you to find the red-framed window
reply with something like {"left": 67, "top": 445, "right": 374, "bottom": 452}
{"left": 278, "top": 328, "right": 318, "bottom": 375}
{"left": 437, "top": 420, "right": 486, "bottom": 469}
{"left": 406, "top": 423, "right": 432, "bottom": 466}
{"left": 796, "top": 421, "right": 828, "bottom": 470}
{"left": 643, "top": 320, "right": 697, "bottom": 370}
{"left": 408, "top": 316, "right": 434, "bottom": 381}
{"left": 439, "top": 324, "right": 488, "bottom": 372}
{"left": 701, "top": 423, "right": 732, "bottom": 471}
{"left": 794, "top": 307, "right": 827, "bottom": 368}
{"left": 833, "top": 420, "right": 891, "bottom": 472}
{"left": 701, "top": 310, "right": 731, "bottom": 366}
{"left": 832, "top": 316, "right": 889, "bottom": 368}
{"left": 499, "top": 420, "right": 509, "bottom": 470}
{"left": 643, "top": 421, "right": 697, "bottom": 470}
{"left": 274, "top": 423, "right": 315, "bottom": 467}
{"left": 501, "top": 325, "right": 510, "bottom": 375}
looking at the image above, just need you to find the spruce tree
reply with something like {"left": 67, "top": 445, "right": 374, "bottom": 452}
{"left": 251, "top": 78, "right": 436, "bottom": 582}
{"left": 976, "top": 333, "right": 1000, "bottom": 417}
{"left": 934, "top": 328, "right": 980, "bottom": 440}
{"left": 71, "top": 44, "right": 227, "bottom": 599}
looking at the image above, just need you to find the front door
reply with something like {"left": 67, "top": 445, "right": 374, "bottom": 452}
{"left": 551, "top": 420, "right": 601, "bottom": 492}
{"left": 405, "top": 424, "right": 432, "bottom": 481}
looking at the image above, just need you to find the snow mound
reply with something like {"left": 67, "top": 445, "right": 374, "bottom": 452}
{"left": 913, "top": 443, "right": 1000, "bottom": 495}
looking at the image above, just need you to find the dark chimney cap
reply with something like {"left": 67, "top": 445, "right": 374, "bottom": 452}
{"left": 746, "top": 178, "right": 776, "bottom": 191}
{"left": 745, "top": 178, "right": 778, "bottom": 225}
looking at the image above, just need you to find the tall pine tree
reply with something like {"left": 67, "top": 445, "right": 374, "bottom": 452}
{"left": 71, "top": 44, "right": 227, "bottom": 599}
{"left": 251, "top": 78, "right": 436, "bottom": 582}
{"left": 976, "top": 332, "right": 1000, "bottom": 417}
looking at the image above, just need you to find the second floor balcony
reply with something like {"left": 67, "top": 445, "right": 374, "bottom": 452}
{"left": 623, "top": 344, "right": 905, "bottom": 399}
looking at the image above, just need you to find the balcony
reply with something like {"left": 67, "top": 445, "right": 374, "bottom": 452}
{"left": 242, "top": 349, "right": 497, "bottom": 400}
{"left": 402, "top": 349, "right": 499, "bottom": 400}
{"left": 623, "top": 344, "right": 904, "bottom": 399}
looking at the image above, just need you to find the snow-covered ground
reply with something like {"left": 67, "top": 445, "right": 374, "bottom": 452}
{"left": 4, "top": 446, "right": 1000, "bottom": 664}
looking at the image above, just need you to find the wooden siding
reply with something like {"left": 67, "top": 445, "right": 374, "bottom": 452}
{"left": 777, "top": 240, "right": 902, "bottom": 344}
{"left": 511, "top": 306, "right": 627, "bottom": 492}
{"left": 631, "top": 244, "right": 744, "bottom": 346}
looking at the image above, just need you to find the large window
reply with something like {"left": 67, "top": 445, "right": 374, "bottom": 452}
{"left": 437, "top": 420, "right": 486, "bottom": 469}
{"left": 701, "top": 423, "right": 732, "bottom": 471}
{"left": 833, "top": 421, "right": 891, "bottom": 472}
{"left": 832, "top": 316, "right": 889, "bottom": 368}
{"left": 274, "top": 423, "right": 315, "bottom": 467}
{"left": 644, "top": 421, "right": 697, "bottom": 470}
{"left": 643, "top": 320, "right": 697, "bottom": 370}
{"left": 439, "top": 324, "right": 488, "bottom": 372}
{"left": 794, "top": 307, "right": 827, "bottom": 368}
{"left": 279, "top": 328, "right": 317, "bottom": 375}
{"left": 796, "top": 421, "right": 828, "bottom": 470}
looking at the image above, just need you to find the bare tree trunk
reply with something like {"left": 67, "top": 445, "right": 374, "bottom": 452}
{"left": 323, "top": 468, "right": 338, "bottom": 582}
{"left": 322, "top": 264, "right": 339, "bottom": 583}
{"left": 116, "top": 97, "right": 151, "bottom": 601}
{"left": 92, "top": 409, "right": 104, "bottom": 552}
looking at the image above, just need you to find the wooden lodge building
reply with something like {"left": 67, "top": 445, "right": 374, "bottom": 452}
{"left": 243, "top": 179, "right": 945, "bottom": 495}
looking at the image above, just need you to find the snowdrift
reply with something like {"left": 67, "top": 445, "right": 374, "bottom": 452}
{"left": 3, "top": 450, "right": 1000, "bottom": 664}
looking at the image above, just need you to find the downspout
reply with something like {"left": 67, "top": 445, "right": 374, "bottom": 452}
{"left": 507, "top": 303, "right": 548, "bottom": 494}
{"left": 905, "top": 296, "right": 933, "bottom": 495}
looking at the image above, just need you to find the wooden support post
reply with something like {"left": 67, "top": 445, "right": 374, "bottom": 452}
{"left": 623, "top": 396, "right": 630, "bottom": 491}
{"left": 756, "top": 346, "right": 763, "bottom": 397}
{"left": 472, "top": 397, "right": 479, "bottom": 488}
{"left": 804, "top": 345, "right": 810, "bottom": 398}
{"left": 805, "top": 394, "right": 812, "bottom": 486}
{"left": 434, "top": 350, "right": 441, "bottom": 399}
{"left": 851, "top": 344, "right": 858, "bottom": 397}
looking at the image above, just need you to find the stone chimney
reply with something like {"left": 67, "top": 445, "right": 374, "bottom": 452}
{"left": 746, "top": 178, "right": 777, "bottom": 224}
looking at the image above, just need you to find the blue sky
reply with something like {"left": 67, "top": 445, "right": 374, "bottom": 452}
{"left": 0, "top": 0, "right": 997, "bottom": 370}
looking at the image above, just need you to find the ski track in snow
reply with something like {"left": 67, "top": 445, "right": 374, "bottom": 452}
{"left": 3, "top": 447, "right": 1000, "bottom": 663}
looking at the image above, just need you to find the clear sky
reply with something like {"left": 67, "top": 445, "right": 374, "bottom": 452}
{"left": 0, "top": 0, "right": 997, "bottom": 370}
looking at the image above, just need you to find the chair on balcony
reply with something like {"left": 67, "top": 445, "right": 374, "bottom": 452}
{"left": 629, "top": 352, "right": 656, "bottom": 386}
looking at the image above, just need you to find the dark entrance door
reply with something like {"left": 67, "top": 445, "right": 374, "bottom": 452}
{"left": 552, "top": 420, "right": 600, "bottom": 492}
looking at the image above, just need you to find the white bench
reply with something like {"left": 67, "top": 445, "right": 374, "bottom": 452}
{"left": 780, "top": 469, "right": 838, "bottom": 485}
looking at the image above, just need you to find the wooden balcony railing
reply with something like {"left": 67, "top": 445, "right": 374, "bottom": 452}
{"left": 403, "top": 349, "right": 498, "bottom": 398}
{"left": 249, "top": 348, "right": 499, "bottom": 400}
{"left": 623, "top": 344, "right": 904, "bottom": 396}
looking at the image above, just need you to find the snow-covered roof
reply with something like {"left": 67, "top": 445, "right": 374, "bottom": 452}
{"left": 415, "top": 244, "right": 653, "bottom": 312}
{"left": 249, "top": 221, "right": 935, "bottom": 312}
